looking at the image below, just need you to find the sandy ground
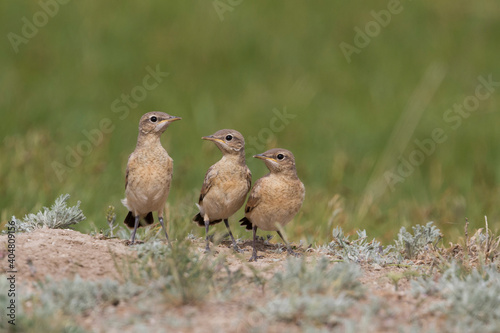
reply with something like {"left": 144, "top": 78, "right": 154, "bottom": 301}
{"left": 0, "top": 228, "right": 130, "bottom": 283}
{"left": 0, "top": 229, "right": 442, "bottom": 332}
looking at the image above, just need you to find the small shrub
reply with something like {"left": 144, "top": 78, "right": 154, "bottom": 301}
{"left": 0, "top": 275, "right": 88, "bottom": 333}
{"left": 124, "top": 240, "right": 242, "bottom": 305}
{"left": 412, "top": 262, "right": 500, "bottom": 332}
{"left": 266, "top": 257, "right": 364, "bottom": 325}
{"left": 105, "top": 205, "right": 118, "bottom": 237}
{"left": 326, "top": 227, "right": 388, "bottom": 264}
{"left": 271, "top": 257, "right": 364, "bottom": 298}
{"left": 36, "top": 275, "right": 140, "bottom": 315}
{"left": 266, "top": 294, "right": 353, "bottom": 325}
{"left": 394, "top": 222, "right": 442, "bottom": 259}
{"left": 10, "top": 194, "right": 85, "bottom": 232}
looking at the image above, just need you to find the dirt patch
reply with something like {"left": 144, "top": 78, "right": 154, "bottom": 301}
{"left": 0, "top": 228, "right": 134, "bottom": 283}
{"left": 0, "top": 229, "right": 442, "bottom": 332}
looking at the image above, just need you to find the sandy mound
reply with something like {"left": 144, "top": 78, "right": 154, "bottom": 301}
{"left": 0, "top": 228, "right": 305, "bottom": 284}
{"left": 0, "top": 228, "right": 442, "bottom": 332}
{"left": 0, "top": 228, "right": 134, "bottom": 282}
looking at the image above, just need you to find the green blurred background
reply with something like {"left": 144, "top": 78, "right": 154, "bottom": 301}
{"left": 1, "top": 1, "right": 499, "bottom": 244}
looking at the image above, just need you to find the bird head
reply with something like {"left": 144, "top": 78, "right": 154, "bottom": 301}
{"left": 139, "top": 112, "right": 181, "bottom": 135}
{"left": 202, "top": 129, "right": 245, "bottom": 155}
{"left": 254, "top": 148, "right": 297, "bottom": 174}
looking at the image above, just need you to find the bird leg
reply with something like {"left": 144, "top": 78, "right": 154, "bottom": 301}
{"left": 224, "top": 219, "right": 242, "bottom": 253}
{"left": 130, "top": 215, "right": 140, "bottom": 245}
{"left": 277, "top": 230, "right": 299, "bottom": 257}
{"left": 204, "top": 215, "right": 211, "bottom": 253}
{"left": 158, "top": 217, "right": 171, "bottom": 246}
{"left": 249, "top": 225, "right": 262, "bottom": 262}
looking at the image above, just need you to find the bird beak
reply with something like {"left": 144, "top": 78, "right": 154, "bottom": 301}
{"left": 155, "top": 116, "right": 181, "bottom": 131}
{"left": 253, "top": 154, "right": 277, "bottom": 162}
{"left": 159, "top": 116, "right": 182, "bottom": 124}
{"left": 202, "top": 135, "right": 225, "bottom": 144}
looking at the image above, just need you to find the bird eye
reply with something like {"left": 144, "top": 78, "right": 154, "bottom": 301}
{"left": 150, "top": 116, "right": 158, "bottom": 122}
{"left": 225, "top": 135, "right": 233, "bottom": 141}
{"left": 277, "top": 154, "right": 285, "bottom": 160}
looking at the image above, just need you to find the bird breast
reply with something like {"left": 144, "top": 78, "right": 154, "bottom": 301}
{"left": 200, "top": 162, "right": 250, "bottom": 220}
{"left": 125, "top": 146, "right": 173, "bottom": 215}
{"left": 248, "top": 174, "right": 305, "bottom": 231}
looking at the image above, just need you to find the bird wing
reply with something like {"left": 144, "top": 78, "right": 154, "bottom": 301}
{"left": 245, "top": 166, "right": 252, "bottom": 192}
{"left": 245, "top": 177, "right": 263, "bottom": 214}
{"left": 125, "top": 166, "right": 129, "bottom": 190}
{"left": 199, "top": 165, "right": 219, "bottom": 204}
{"left": 125, "top": 153, "right": 134, "bottom": 190}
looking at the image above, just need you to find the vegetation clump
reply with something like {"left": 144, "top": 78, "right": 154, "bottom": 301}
{"left": 10, "top": 194, "right": 85, "bottom": 233}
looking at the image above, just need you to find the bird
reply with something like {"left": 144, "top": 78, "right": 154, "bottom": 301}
{"left": 239, "top": 148, "right": 305, "bottom": 261}
{"left": 193, "top": 129, "right": 252, "bottom": 252}
{"left": 122, "top": 111, "right": 181, "bottom": 244}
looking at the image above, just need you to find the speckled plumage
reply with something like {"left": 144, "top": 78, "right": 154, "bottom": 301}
{"left": 193, "top": 129, "right": 251, "bottom": 252}
{"left": 239, "top": 148, "right": 305, "bottom": 261}
{"left": 122, "top": 111, "right": 181, "bottom": 244}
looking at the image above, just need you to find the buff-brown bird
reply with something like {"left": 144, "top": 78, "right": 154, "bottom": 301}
{"left": 122, "top": 111, "right": 181, "bottom": 244}
{"left": 193, "top": 129, "right": 252, "bottom": 252}
{"left": 239, "top": 148, "right": 305, "bottom": 261}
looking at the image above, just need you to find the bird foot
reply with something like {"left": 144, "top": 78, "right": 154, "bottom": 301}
{"left": 126, "top": 240, "right": 144, "bottom": 246}
{"left": 248, "top": 254, "right": 263, "bottom": 262}
{"left": 232, "top": 244, "right": 244, "bottom": 253}
{"left": 287, "top": 248, "right": 301, "bottom": 257}
{"left": 204, "top": 245, "right": 211, "bottom": 254}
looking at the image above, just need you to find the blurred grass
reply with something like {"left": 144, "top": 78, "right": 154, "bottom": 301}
{"left": 1, "top": 0, "right": 499, "bottom": 244}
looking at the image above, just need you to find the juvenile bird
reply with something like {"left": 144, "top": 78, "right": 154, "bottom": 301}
{"left": 122, "top": 111, "right": 181, "bottom": 244}
{"left": 193, "top": 129, "right": 252, "bottom": 252}
{"left": 239, "top": 148, "right": 305, "bottom": 261}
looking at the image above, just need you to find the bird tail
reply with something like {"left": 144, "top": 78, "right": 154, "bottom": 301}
{"left": 192, "top": 213, "right": 205, "bottom": 226}
{"left": 192, "top": 213, "right": 222, "bottom": 226}
{"left": 124, "top": 211, "right": 154, "bottom": 228}
{"left": 193, "top": 204, "right": 204, "bottom": 226}
{"left": 121, "top": 198, "right": 130, "bottom": 210}
{"left": 239, "top": 217, "right": 253, "bottom": 230}
{"left": 144, "top": 212, "right": 154, "bottom": 225}
{"left": 192, "top": 204, "right": 223, "bottom": 226}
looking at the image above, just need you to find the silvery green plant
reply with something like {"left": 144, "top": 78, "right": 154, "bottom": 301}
{"left": 9, "top": 216, "right": 33, "bottom": 233}
{"left": 36, "top": 275, "right": 141, "bottom": 315}
{"left": 327, "top": 227, "right": 388, "bottom": 263}
{"left": 266, "top": 294, "right": 354, "bottom": 324}
{"left": 125, "top": 240, "right": 244, "bottom": 305}
{"left": 271, "top": 257, "right": 364, "bottom": 297}
{"left": 266, "top": 257, "right": 364, "bottom": 325}
{"left": 10, "top": 194, "right": 85, "bottom": 232}
{"left": 394, "top": 222, "right": 442, "bottom": 259}
{"left": 135, "top": 239, "right": 171, "bottom": 259}
{"left": 412, "top": 262, "right": 500, "bottom": 332}
{"left": 0, "top": 275, "right": 88, "bottom": 333}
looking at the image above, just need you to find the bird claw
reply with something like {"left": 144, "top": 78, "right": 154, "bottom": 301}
{"left": 126, "top": 239, "right": 143, "bottom": 246}
{"left": 249, "top": 254, "right": 263, "bottom": 262}
{"left": 287, "top": 249, "right": 301, "bottom": 257}
{"left": 232, "top": 245, "right": 244, "bottom": 253}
